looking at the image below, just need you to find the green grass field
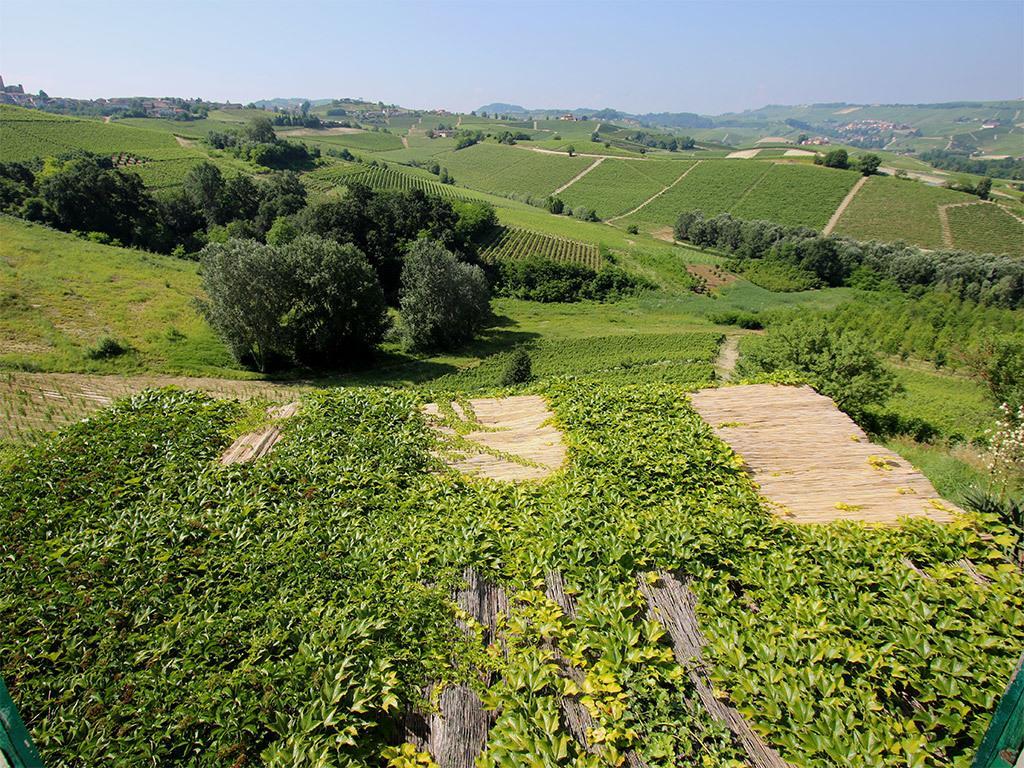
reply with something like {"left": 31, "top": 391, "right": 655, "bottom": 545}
{"left": 832, "top": 175, "right": 972, "bottom": 248}
{"left": 0, "top": 216, "right": 237, "bottom": 375}
{"left": 946, "top": 202, "right": 1024, "bottom": 256}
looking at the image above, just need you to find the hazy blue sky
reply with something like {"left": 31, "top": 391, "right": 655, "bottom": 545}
{"left": 1, "top": 0, "right": 1021, "bottom": 114}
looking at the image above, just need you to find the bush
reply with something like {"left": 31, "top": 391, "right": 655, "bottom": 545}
{"left": 740, "top": 259, "right": 821, "bottom": 292}
{"left": 496, "top": 257, "right": 652, "bottom": 303}
{"left": 501, "top": 348, "right": 533, "bottom": 386}
{"left": 85, "top": 336, "right": 129, "bottom": 360}
{"left": 572, "top": 206, "right": 599, "bottom": 222}
{"left": 736, "top": 318, "right": 899, "bottom": 418}
{"left": 708, "top": 310, "right": 763, "bottom": 330}
{"left": 399, "top": 239, "right": 490, "bottom": 351}
{"left": 626, "top": 224, "right": 639, "bottom": 235}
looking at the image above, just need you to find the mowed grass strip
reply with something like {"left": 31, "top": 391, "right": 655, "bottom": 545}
{"left": 947, "top": 203, "right": 1024, "bottom": 256}
{"left": 731, "top": 163, "right": 860, "bottom": 229}
{"left": 433, "top": 142, "right": 592, "bottom": 198}
{"left": 832, "top": 175, "right": 970, "bottom": 249}
{"left": 0, "top": 216, "right": 236, "bottom": 375}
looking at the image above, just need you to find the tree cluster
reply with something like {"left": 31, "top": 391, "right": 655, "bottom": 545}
{"left": 674, "top": 210, "right": 1024, "bottom": 307}
{"left": 920, "top": 150, "right": 1024, "bottom": 181}
{"left": 0, "top": 154, "right": 308, "bottom": 254}
{"left": 206, "top": 116, "right": 318, "bottom": 170}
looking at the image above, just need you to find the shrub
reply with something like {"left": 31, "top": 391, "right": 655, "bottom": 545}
{"left": 399, "top": 238, "right": 490, "bottom": 351}
{"left": 708, "top": 310, "right": 763, "bottom": 330}
{"left": 496, "top": 257, "right": 652, "bottom": 303}
{"left": 740, "top": 259, "right": 821, "bottom": 292}
{"left": 736, "top": 318, "right": 898, "bottom": 418}
{"left": 85, "top": 336, "right": 129, "bottom": 360}
{"left": 572, "top": 206, "right": 599, "bottom": 222}
{"left": 626, "top": 224, "right": 639, "bottom": 235}
{"left": 500, "top": 348, "right": 533, "bottom": 386}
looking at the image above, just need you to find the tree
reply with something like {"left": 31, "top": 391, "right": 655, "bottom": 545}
{"left": 736, "top": 318, "right": 898, "bottom": 418}
{"left": 197, "top": 239, "right": 292, "bottom": 372}
{"left": 246, "top": 115, "right": 277, "bottom": 144}
{"left": 183, "top": 162, "right": 226, "bottom": 225}
{"left": 279, "top": 236, "right": 389, "bottom": 367}
{"left": 39, "top": 155, "right": 158, "bottom": 247}
{"left": 975, "top": 176, "right": 992, "bottom": 200}
{"left": 567, "top": 145, "right": 576, "bottom": 157}
{"left": 857, "top": 154, "right": 881, "bottom": 176}
{"left": 822, "top": 149, "right": 849, "bottom": 169}
{"left": 399, "top": 239, "right": 490, "bottom": 350}
{"left": 266, "top": 215, "right": 298, "bottom": 246}
{"left": 198, "top": 237, "right": 388, "bottom": 371}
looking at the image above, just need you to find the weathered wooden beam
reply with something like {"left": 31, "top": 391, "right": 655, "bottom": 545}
{"left": 637, "top": 571, "right": 791, "bottom": 768}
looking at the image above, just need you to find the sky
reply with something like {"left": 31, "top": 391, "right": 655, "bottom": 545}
{"left": 1, "top": 0, "right": 1021, "bottom": 115}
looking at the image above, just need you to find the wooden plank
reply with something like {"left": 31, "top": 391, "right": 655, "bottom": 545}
{"left": 406, "top": 569, "right": 506, "bottom": 767}
{"left": 638, "top": 571, "right": 792, "bottom": 768}
{"left": 219, "top": 402, "right": 299, "bottom": 465}
{"left": 689, "top": 385, "right": 959, "bottom": 525}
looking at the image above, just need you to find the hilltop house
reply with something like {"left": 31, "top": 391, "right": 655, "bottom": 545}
{"left": 558, "top": 113, "right": 578, "bottom": 121}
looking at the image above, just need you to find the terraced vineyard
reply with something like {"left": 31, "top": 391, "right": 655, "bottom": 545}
{"left": 302, "top": 162, "right": 494, "bottom": 202}
{"left": 433, "top": 142, "right": 592, "bottom": 198}
{"left": 832, "top": 175, "right": 970, "bottom": 249}
{"left": 730, "top": 163, "right": 859, "bottom": 228}
{"left": 479, "top": 226, "right": 603, "bottom": 269}
{"left": 0, "top": 105, "right": 179, "bottom": 161}
{"left": 947, "top": 202, "right": 1024, "bottom": 256}
{"left": 619, "top": 159, "right": 772, "bottom": 229}
{"left": 558, "top": 159, "right": 694, "bottom": 218}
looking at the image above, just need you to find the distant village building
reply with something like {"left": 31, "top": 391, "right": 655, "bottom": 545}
{"left": 801, "top": 136, "right": 831, "bottom": 146}
{"left": 981, "top": 120, "right": 1000, "bottom": 129}
{"left": 558, "top": 113, "right": 578, "bottom": 121}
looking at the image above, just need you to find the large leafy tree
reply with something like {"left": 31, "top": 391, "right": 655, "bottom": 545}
{"left": 399, "top": 238, "right": 489, "bottom": 351}
{"left": 39, "top": 156, "right": 158, "bottom": 247}
{"left": 197, "top": 239, "right": 292, "bottom": 372}
{"left": 198, "top": 237, "right": 388, "bottom": 371}
{"left": 279, "top": 236, "right": 389, "bottom": 367}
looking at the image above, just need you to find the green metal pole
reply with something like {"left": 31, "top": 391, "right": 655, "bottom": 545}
{"left": 973, "top": 653, "right": 1024, "bottom": 768}
{"left": 0, "top": 676, "right": 42, "bottom": 768}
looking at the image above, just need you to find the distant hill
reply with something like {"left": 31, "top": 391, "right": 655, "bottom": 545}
{"left": 477, "top": 103, "right": 528, "bottom": 114}
{"left": 252, "top": 97, "right": 334, "bottom": 109}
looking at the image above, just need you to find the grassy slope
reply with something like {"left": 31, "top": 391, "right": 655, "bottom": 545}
{"left": 0, "top": 217, "right": 238, "bottom": 375}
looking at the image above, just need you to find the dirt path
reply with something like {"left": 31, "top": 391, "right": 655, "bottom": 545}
{"left": 606, "top": 161, "right": 702, "bottom": 223}
{"left": 552, "top": 156, "right": 605, "bottom": 195}
{"left": 402, "top": 136, "right": 409, "bottom": 149}
{"left": 174, "top": 135, "right": 197, "bottom": 148}
{"left": 532, "top": 119, "right": 537, "bottom": 130}
{"left": 823, "top": 175, "right": 868, "bottom": 235}
{"left": 726, "top": 149, "right": 761, "bottom": 159}
{"left": 689, "top": 384, "right": 959, "bottom": 525}
{"left": 456, "top": 115, "right": 462, "bottom": 127}
{"left": 521, "top": 145, "right": 638, "bottom": 160}
{"left": 714, "top": 336, "right": 740, "bottom": 381}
